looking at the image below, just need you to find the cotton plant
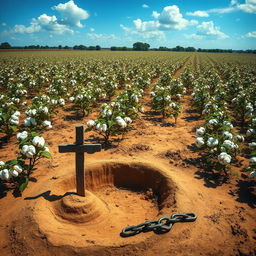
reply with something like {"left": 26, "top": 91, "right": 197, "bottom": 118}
{"left": 86, "top": 103, "right": 132, "bottom": 144}
{"left": 17, "top": 131, "right": 51, "bottom": 191}
{"left": 114, "top": 87, "right": 144, "bottom": 118}
{"left": 69, "top": 89, "right": 95, "bottom": 117}
{"left": 24, "top": 105, "right": 52, "bottom": 130}
{"left": 194, "top": 115, "right": 242, "bottom": 171}
{"left": 231, "top": 92, "right": 254, "bottom": 127}
{"left": 151, "top": 85, "right": 181, "bottom": 122}
{"left": 0, "top": 131, "right": 51, "bottom": 193}
{"left": 248, "top": 157, "right": 256, "bottom": 180}
{"left": 0, "top": 160, "right": 26, "bottom": 191}
{"left": 0, "top": 105, "right": 20, "bottom": 139}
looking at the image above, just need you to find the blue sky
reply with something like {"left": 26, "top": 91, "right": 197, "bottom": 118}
{"left": 0, "top": 0, "right": 255, "bottom": 49}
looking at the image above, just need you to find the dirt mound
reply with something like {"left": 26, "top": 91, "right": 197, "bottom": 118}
{"left": 5, "top": 161, "right": 178, "bottom": 256}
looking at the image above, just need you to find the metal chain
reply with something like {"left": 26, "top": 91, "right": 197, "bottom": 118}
{"left": 120, "top": 212, "right": 197, "bottom": 237}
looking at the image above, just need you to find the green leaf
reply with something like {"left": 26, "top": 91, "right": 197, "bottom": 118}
{"left": 250, "top": 150, "right": 256, "bottom": 156}
{"left": 10, "top": 125, "right": 18, "bottom": 132}
{"left": 19, "top": 177, "right": 29, "bottom": 192}
{"left": 84, "top": 127, "right": 91, "bottom": 133}
{"left": 41, "top": 151, "right": 52, "bottom": 158}
{"left": 5, "top": 159, "right": 18, "bottom": 166}
{"left": 31, "top": 131, "right": 40, "bottom": 137}
{"left": 232, "top": 170, "right": 238, "bottom": 177}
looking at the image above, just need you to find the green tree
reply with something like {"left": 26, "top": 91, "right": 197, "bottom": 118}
{"left": 133, "top": 42, "right": 150, "bottom": 51}
{"left": 0, "top": 42, "right": 11, "bottom": 49}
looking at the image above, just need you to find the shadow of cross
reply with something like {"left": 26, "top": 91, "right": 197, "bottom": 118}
{"left": 58, "top": 125, "right": 101, "bottom": 197}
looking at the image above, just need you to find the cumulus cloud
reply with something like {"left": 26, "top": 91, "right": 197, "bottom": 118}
{"left": 155, "top": 6, "right": 198, "bottom": 30}
{"left": 1, "top": 22, "right": 7, "bottom": 26}
{"left": 245, "top": 31, "right": 256, "bottom": 38}
{"left": 121, "top": 5, "right": 197, "bottom": 40}
{"left": 237, "top": 0, "right": 256, "bottom": 13}
{"left": 142, "top": 4, "right": 149, "bottom": 8}
{"left": 52, "top": 0, "right": 89, "bottom": 27}
{"left": 13, "top": 23, "right": 41, "bottom": 34}
{"left": 186, "top": 0, "right": 256, "bottom": 16}
{"left": 10, "top": 0, "right": 88, "bottom": 36}
{"left": 197, "top": 21, "right": 229, "bottom": 39}
{"left": 186, "top": 10, "right": 209, "bottom": 17}
{"left": 12, "top": 14, "right": 73, "bottom": 34}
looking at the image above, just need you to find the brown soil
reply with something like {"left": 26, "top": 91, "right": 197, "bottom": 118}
{"left": 0, "top": 59, "right": 255, "bottom": 256}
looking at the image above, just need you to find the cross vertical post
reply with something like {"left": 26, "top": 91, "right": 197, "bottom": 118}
{"left": 75, "top": 125, "right": 85, "bottom": 196}
{"left": 58, "top": 125, "right": 101, "bottom": 197}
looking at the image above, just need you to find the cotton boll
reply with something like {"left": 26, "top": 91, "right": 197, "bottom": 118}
{"left": 236, "top": 135, "right": 244, "bottom": 142}
{"left": 250, "top": 171, "right": 256, "bottom": 180}
{"left": 2, "top": 169, "right": 10, "bottom": 181}
{"left": 22, "top": 145, "right": 36, "bottom": 158}
{"left": 218, "top": 152, "right": 232, "bottom": 165}
{"left": 196, "top": 127, "right": 205, "bottom": 137}
{"left": 42, "top": 120, "right": 52, "bottom": 129}
{"left": 102, "top": 124, "right": 107, "bottom": 132}
{"left": 17, "top": 131, "right": 28, "bottom": 140}
{"left": 87, "top": 120, "right": 95, "bottom": 127}
{"left": 9, "top": 117, "right": 19, "bottom": 125}
{"left": 124, "top": 117, "right": 132, "bottom": 123}
{"left": 32, "top": 136, "right": 45, "bottom": 148}
{"left": 246, "top": 129, "right": 255, "bottom": 136}
{"left": 0, "top": 161, "right": 5, "bottom": 166}
{"left": 207, "top": 137, "right": 218, "bottom": 148}
{"left": 14, "top": 165, "right": 23, "bottom": 173}
{"left": 249, "top": 157, "right": 256, "bottom": 164}
{"left": 248, "top": 142, "right": 256, "bottom": 147}
{"left": 195, "top": 137, "right": 204, "bottom": 148}
{"left": 10, "top": 169, "right": 19, "bottom": 177}
{"left": 222, "top": 131, "right": 233, "bottom": 140}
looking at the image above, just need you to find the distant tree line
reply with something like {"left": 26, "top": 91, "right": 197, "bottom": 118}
{"left": 1, "top": 42, "right": 256, "bottom": 54}
{"left": 73, "top": 45, "right": 101, "bottom": 50}
{"left": 153, "top": 46, "right": 197, "bottom": 52}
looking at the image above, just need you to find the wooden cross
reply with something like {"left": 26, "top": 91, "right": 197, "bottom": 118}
{"left": 59, "top": 125, "right": 101, "bottom": 196}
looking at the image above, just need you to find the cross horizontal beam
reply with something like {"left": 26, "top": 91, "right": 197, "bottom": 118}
{"left": 59, "top": 144, "right": 101, "bottom": 154}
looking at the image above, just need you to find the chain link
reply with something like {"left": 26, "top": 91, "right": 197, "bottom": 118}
{"left": 120, "top": 212, "right": 197, "bottom": 237}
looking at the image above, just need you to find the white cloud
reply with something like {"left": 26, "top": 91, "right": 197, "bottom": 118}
{"left": 12, "top": 14, "right": 73, "bottom": 35}
{"left": 121, "top": 5, "right": 197, "bottom": 40}
{"left": 197, "top": 21, "right": 229, "bottom": 39}
{"left": 13, "top": 24, "right": 41, "bottom": 34}
{"left": 35, "top": 14, "right": 74, "bottom": 34}
{"left": 1, "top": 22, "right": 7, "bottom": 26}
{"left": 231, "top": 0, "right": 238, "bottom": 5}
{"left": 9, "top": 1, "right": 89, "bottom": 35}
{"left": 237, "top": 0, "right": 256, "bottom": 13}
{"left": 186, "top": 10, "right": 209, "bottom": 17}
{"left": 156, "top": 6, "right": 198, "bottom": 30}
{"left": 245, "top": 31, "right": 256, "bottom": 38}
{"left": 208, "top": 6, "right": 236, "bottom": 14}
{"left": 187, "top": 0, "right": 256, "bottom": 16}
{"left": 90, "top": 28, "right": 95, "bottom": 32}
{"left": 52, "top": 0, "right": 89, "bottom": 28}
{"left": 142, "top": 4, "right": 149, "bottom": 8}
{"left": 133, "top": 19, "right": 159, "bottom": 32}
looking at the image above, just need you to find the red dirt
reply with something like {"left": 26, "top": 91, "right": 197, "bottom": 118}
{"left": 0, "top": 58, "right": 255, "bottom": 256}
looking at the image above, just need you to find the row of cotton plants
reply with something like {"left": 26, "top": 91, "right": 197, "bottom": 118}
{"left": 150, "top": 75, "right": 184, "bottom": 123}
{"left": 193, "top": 61, "right": 256, "bottom": 179}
